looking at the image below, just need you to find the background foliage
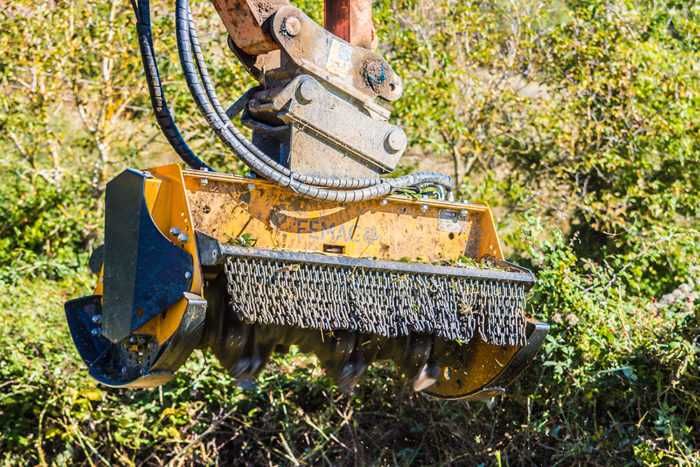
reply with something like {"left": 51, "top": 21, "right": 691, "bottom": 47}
{"left": 1, "top": 0, "right": 698, "bottom": 464}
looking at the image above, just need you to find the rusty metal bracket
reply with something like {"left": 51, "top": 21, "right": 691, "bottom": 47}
{"left": 270, "top": 6, "right": 402, "bottom": 105}
{"left": 247, "top": 75, "right": 407, "bottom": 176}
{"left": 211, "top": 0, "right": 288, "bottom": 56}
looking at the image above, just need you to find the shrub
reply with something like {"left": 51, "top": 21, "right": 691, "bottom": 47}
{"left": 0, "top": 0, "right": 697, "bottom": 464}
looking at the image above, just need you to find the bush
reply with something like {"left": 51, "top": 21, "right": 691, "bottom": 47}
{"left": 0, "top": 172, "right": 100, "bottom": 282}
{"left": 0, "top": 0, "right": 697, "bottom": 464}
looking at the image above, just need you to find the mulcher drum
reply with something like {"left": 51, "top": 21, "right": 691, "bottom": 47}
{"left": 223, "top": 245, "right": 532, "bottom": 347}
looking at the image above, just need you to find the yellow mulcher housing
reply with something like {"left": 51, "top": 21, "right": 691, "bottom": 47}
{"left": 65, "top": 0, "right": 548, "bottom": 400}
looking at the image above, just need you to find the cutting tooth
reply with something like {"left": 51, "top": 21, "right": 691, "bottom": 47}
{"left": 331, "top": 331, "right": 356, "bottom": 365}
{"left": 336, "top": 350, "right": 368, "bottom": 394}
{"left": 236, "top": 378, "right": 257, "bottom": 391}
{"left": 230, "top": 327, "right": 273, "bottom": 379}
{"left": 412, "top": 363, "right": 440, "bottom": 392}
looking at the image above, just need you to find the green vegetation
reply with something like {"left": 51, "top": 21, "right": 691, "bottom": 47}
{"left": 1, "top": 0, "right": 698, "bottom": 464}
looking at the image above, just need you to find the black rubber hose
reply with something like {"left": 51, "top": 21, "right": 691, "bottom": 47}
{"left": 177, "top": 0, "right": 452, "bottom": 199}
{"left": 187, "top": 11, "right": 452, "bottom": 191}
{"left": 184, "top": 7, "right": 381, "bottom": 190}
{"left": 134, "top": 0, "right": 212, "bottom": 171}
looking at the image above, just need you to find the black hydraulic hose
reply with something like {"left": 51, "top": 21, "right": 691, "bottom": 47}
{"left": 183, "top": 6, "right": 381, "bottom": 190}
{"left": 133, "top": 0, "right": 212, "bottom": 171}
{"left": 176, "top": 0, "right": 386, "bottom": 201}
{"left": 187, "top": 9, "right": 452, "bottom": 191}
{"left": 176, "top": 0, "right": 453, "bottom": 199}
{"left": 175, "top": 0, "right": 287, "bottom": 183}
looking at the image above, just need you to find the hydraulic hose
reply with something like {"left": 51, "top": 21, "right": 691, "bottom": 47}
{"left": 179, "top": 2, "right": 384, "bottom": 190}
{"left": 132, "top": 0, "right": 212, "bottom": 171}
{"left": 175, "top": 0, "right": 452, "bottom": 201}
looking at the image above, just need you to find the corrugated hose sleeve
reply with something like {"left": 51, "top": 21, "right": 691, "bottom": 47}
{"left": 135, "top": 0, "right": 451, "bottom": 200}
{"left": 133, "top": 0, "right": 212, "bottom": 171}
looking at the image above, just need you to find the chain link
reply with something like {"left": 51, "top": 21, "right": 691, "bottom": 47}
{"left": 224, "top": 256, "right": 527, "bottom": 346}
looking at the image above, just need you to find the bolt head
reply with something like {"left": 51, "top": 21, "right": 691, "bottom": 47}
{"left": 296, "top": 79, "right": 320, "bottom": 104}
{"left": 284, "top": 16, "right": 302, "bottom": 36}
{"left": 385, "top": 128, "right": 407, "bottom": 154}
{"left": 185, "top": 271, "right": 192, "bottom": 280}
{"left": 200, "top": 178, "right": 209, "bottom": 186}
{"left": 420, "top": 204, "right": 429, "bottom": 213}
{"left": 169, "top": 227, "right": 181, "bottom": 236}
{"left": 91, "top": 314, "right": 102, "bottom": 324}
{"left": 380, "top": 199, "right": 388, "bottom": 206}
{"left": 90, "top": 328, "right": 101, "bottom": 336}
{"left": 177, "top": 232, "right": 189, "bottom": 243}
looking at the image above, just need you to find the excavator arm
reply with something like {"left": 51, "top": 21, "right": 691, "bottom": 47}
{"left": 213, "top": 0, "right": 376, "bottom": 55}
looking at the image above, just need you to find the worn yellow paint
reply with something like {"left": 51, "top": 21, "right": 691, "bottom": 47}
{"left": 182, "top": 168, "right": 503, "bottom": 263}
{"left": 93, "top": 166, "right": 203, "bottom": 345}
{"left": 94, "top": 164, "right": 507, "bottom": 352}
{"left": 427, "top": 339, "right": 518, "bottom": 399}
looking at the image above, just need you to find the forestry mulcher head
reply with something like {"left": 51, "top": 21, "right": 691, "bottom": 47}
{"left": 65, "top": 0, "right": 548, "bottom": 400}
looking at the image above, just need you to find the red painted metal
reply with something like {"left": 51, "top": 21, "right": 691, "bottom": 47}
{"left": 324, "top": 0, "right": 352, "bottom": 42}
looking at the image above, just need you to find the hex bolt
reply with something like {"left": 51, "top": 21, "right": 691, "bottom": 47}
{"left": 169, "top": 227, "right": 181, "bottom": 236}
{"left": 90, "top": 328, "right": 101, "bottom": 336}
{"left": 296, "top": 79, "right": 319, "bottom": 104}
{"left": 385, "top": 128, "right": 408, "bottom": 154}
{"left": 177, "top": 232, "right": 189, "bottom": 243}
{"left": 185, "top": 271, "right": 192, "bottom": 280}
{"left": 283, "top": 16, "right": 302, "bottom": 37}
{"left": 460, "top": 209, "right": 468, "bottom": 217}
{"left": 420, "top": 204, "right": 429, "bottom": 213}
{"left": 380, "top": 199, "right": 388, "bottom": 206}
{"left": 91, "top": 314, "right": 102, "bottom": 324}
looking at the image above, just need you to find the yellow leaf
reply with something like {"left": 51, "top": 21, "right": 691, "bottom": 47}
{"left": 82, "top": 389, "right": 103, "bottom": 401}
{"left": 165, "top": 427, "right": 181, "bottom": 440}
{"left": 161, "top": 407, "right": 177, "bottom": 418}
{"left": 45, "top": 427, "right": 62, "bottom": 439}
